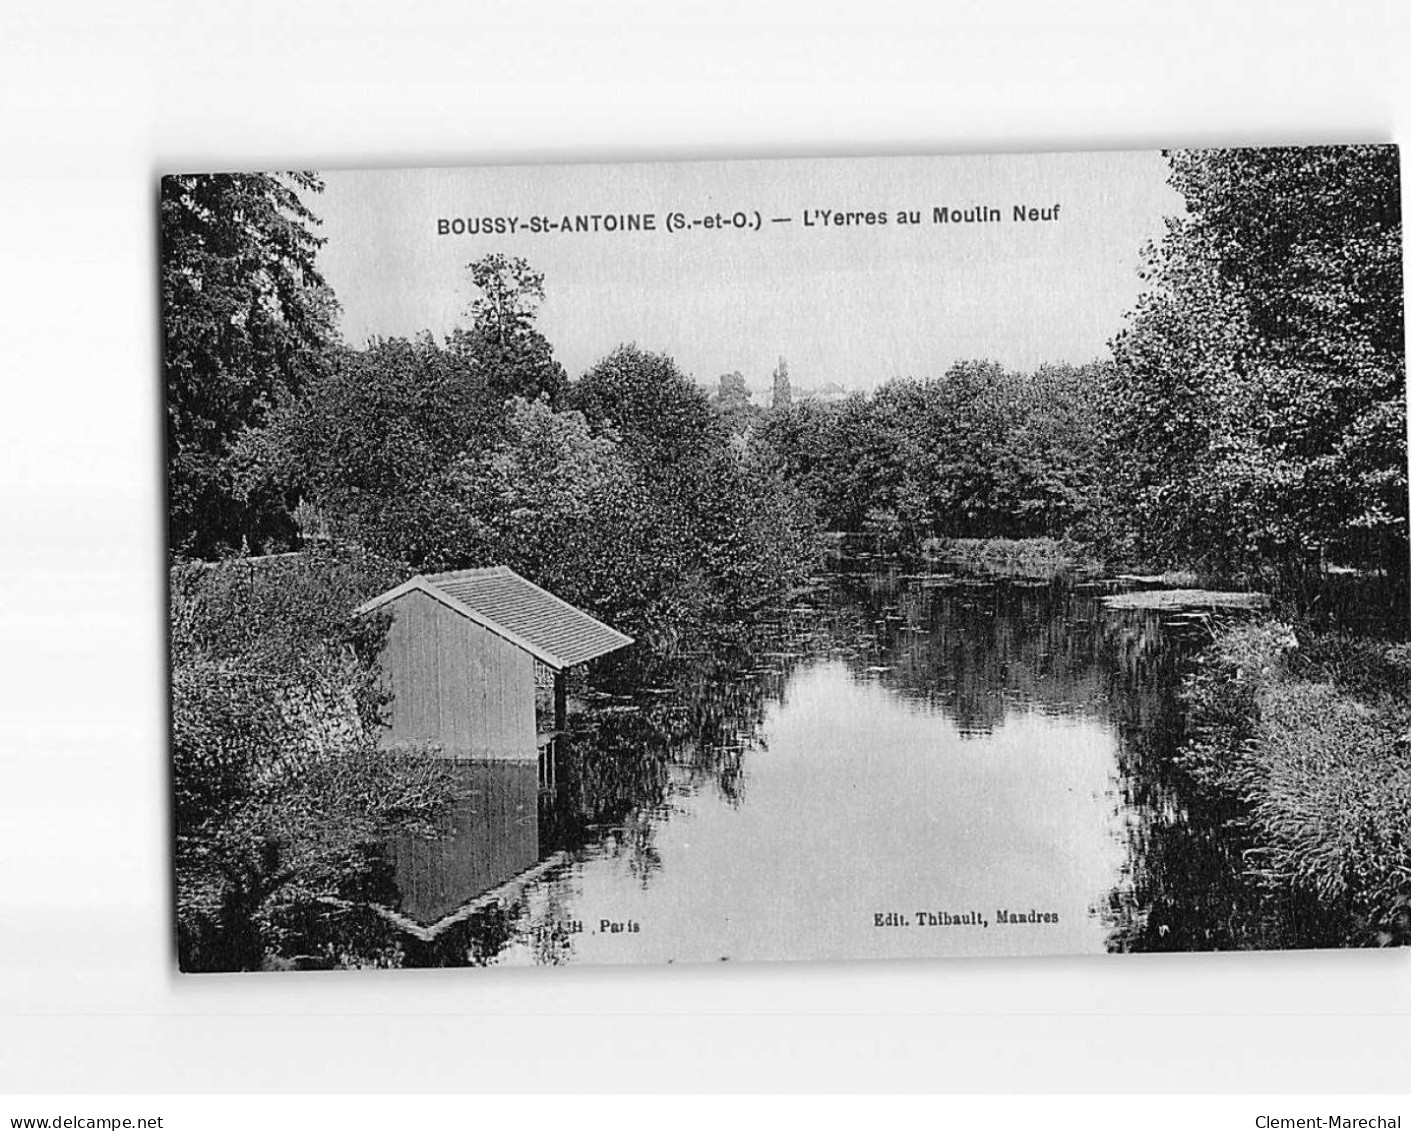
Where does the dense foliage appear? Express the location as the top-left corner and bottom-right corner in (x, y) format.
(1178, 619), (1411, 946)
(1105, 146), (1406, 584)
(171, 548), (457, 971)
(163, 172), (338, 556)
(448, 253), (568, 407)
(240, 281), (821, 647)
(757, 360), (1112, 547)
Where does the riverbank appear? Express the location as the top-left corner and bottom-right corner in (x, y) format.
(1178, 618), (1411, 946)
(171, 548), (459, 971)
(920, 536), (1102, 576)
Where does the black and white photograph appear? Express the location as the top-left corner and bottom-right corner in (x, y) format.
(7, 0), (1411, 1107)
(163, 147), (1409, 974)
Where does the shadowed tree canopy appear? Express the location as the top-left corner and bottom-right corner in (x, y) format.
(755, 360), (1111, 544)
(233, 253), (572, 567)
(162, 172), (338, 557)
(1107, 145), (1406, 580)
(234, 333), (501, 568)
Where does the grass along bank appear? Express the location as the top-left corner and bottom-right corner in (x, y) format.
(1177, 618), (1411, 946)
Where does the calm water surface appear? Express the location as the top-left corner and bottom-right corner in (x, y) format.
(362, 562), (1316, 967)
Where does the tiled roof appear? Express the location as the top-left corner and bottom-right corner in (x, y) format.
(358, 566), (632, 670)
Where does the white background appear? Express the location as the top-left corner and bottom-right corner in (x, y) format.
(1, 0), (1408, 1095)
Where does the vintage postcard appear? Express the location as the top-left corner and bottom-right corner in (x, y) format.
(163, 146), (1409, 972)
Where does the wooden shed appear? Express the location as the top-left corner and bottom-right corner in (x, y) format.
(355, 566), (632, 759)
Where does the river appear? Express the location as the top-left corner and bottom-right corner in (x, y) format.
(341, 559), (1327, 968)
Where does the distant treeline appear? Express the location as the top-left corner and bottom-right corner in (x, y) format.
(752, 359), (1110, 546)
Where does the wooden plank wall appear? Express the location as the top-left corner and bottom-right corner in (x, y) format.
(381, 589), (537, 758)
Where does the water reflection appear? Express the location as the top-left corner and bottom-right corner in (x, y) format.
(387, 760), (543, 928)
(345, 563), (1329, 967)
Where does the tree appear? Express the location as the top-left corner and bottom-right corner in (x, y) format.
(236, 254), (567, 566)
(235, 334), (499, 568)
(449, 396), (625, 590)
(1107, 145), (1406, 583)
(714, 371), (751, 410)
(1009, 362), (1112, 539)
(771, 356), (792, 408)
(448, 253), (567, 407)
(569, 345), (819, 635)
(570, 344), (725, 471)
(757, 361), (1110, 544)
(170, 547), (450, 971)
(162, 172), (338, 557)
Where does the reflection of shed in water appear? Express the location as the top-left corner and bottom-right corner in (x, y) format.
(388, 760), (544, 926)
(356, 566), (632, 758)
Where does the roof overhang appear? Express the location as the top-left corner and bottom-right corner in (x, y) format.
(356, 576), (575, 670)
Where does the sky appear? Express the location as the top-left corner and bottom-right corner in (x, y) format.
(313, 150), (1182, 394)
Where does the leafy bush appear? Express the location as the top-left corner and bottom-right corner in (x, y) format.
(1178, 617), (1411, 945)
(171, 546), (456, 971)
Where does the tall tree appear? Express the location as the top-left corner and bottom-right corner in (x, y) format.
(162, 172), (338, 556)
(571, 345), (818, 629)
(1108, 145), (1406, 581)
(771, 356), (792, 408)
(448, 253), (567, 407)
